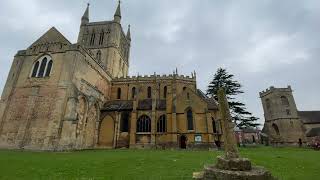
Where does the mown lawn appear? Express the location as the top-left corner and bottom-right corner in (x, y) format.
(0, 146), (319, 180)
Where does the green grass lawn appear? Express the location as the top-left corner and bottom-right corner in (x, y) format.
(0, 146), (319, 180)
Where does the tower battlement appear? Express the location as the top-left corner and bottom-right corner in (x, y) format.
(112, 73), (196, 82)
(259, 85), (292, 97)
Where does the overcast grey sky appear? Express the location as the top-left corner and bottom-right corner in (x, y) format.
(1, 0), (319, 125)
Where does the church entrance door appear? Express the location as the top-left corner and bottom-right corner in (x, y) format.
(180, 135), (187, 149)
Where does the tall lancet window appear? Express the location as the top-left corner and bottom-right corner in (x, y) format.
(90, 32), (95, 46)
(99, 31), (104, 45)
(186, 108), (194, 130)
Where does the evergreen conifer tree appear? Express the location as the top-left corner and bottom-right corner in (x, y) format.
(207, 68), (259, 129)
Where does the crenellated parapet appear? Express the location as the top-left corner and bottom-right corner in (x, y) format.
(112, 73), (196, 83)
(259, 85), (292, 97)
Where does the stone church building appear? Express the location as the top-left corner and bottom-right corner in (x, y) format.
(260, 86), (320, 145)
(0, 3), (222, 151)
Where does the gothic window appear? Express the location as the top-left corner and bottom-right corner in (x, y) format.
(30, 55), (53, 78)
(117, 88), (121, 99)
(272, 123), (280, 135)
(163, 86), (167, 98)
(147, 86), (152, 98)
(183, 87), (187, 91)
(90, 32), (95, 46)
(281, 96), (289, 107)
(120, 112), (129, 132)
(131, 87), (136, 99)
(137, 115), (151, 132)
(99, 31), (104, 45)
(212, 118), (217, 133)
(187, 108), (194, 130)
(31, 61), (39, 77)
(96, 50), (102, 64)
(38, 57), (47, 77)
(157, 115), (166, 133)
(45, 60), (53, 77)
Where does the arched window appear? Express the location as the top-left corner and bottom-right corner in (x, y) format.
(99, 31), (104, 45)
(157, 115), (166, 132)
(30, 55), (53, 78)
(120, 112), (129, 132)
(212, 118), (217, 133)
(137, 115), (151, 132)
(187, 108), (194, 130)
(163, 86), (167, 98)
(31, 61), (39, 77)
(38, 57), (47, 77)
(96, 50), (102, 64)
(90, 32), (95, 46)
(45, 60), (53, 77)
(131, 87), (136, 99)
(272, 123), (280, 135)
(183, 87), (187, 91)
(117, 88), (121, 99)
(281, 96), (289, 107)
(147, 86), (152, 98)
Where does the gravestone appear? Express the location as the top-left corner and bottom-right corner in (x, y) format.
(193, 88), (276, 180)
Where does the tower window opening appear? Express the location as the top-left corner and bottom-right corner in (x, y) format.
(99, 32), (104, 45)
(90, 33), (95, 46)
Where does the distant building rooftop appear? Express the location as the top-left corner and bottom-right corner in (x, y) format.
(298, 111), (320, 124)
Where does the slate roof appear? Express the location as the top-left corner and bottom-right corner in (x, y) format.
(197, 89), (218, 110)
(102, 100), (133, 111)
(306, 127), (320, 137)
(156, 100), (166, 110)
(298, 111), (320, 124)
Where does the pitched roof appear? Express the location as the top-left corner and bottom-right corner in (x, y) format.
(137, 99), (151, 110)
(102, 100), (133, 111)
(196, 89), (218, 110)
(306, 127), (320, 137)
(28, 27), (71, 49)
(298, 111), (320, 124)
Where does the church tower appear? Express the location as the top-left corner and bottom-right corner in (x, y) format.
(77, 2), (131, 78)
(259, 86), (305, 144)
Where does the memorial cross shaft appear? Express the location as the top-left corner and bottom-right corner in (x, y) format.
(218, 87), (239, 159)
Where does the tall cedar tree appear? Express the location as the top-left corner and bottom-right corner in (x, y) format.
(206, 68), (259, 129)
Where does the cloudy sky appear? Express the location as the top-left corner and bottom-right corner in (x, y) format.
(1, 0), (319, 125)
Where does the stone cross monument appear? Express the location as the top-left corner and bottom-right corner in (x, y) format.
(193, 87), (276, 180)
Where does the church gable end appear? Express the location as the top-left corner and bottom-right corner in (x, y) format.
(27, 27), (71, 54)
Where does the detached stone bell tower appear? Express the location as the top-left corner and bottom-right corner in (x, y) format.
(259, 86), (305, 144)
